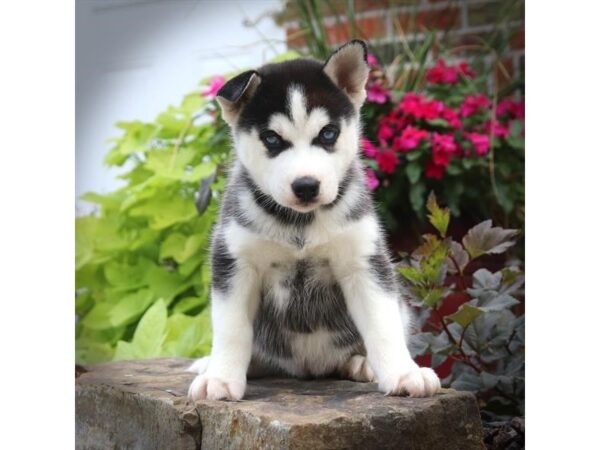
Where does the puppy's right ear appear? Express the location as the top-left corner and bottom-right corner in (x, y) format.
(216, 70), (261, 126)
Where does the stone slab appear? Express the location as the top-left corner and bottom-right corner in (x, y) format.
(76, 358), (483, 450)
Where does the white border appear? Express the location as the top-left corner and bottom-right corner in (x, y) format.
(0, 1), (74, 448)
(527, 1), (600, 448)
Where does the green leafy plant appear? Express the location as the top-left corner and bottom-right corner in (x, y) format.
(75, 82), (231, 364)
(401, 193), (524, 415)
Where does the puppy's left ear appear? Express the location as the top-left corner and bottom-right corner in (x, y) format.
(323, 40), (370, 109)
(216, 70), (261, 126)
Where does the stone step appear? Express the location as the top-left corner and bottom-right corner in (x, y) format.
(76, 358), (484, 450)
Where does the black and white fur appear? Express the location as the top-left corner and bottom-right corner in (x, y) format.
(188, 40), (441, 401)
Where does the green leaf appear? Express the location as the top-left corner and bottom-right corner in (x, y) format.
(398, 266), (423, 284)
(472, 269), (502, 291)
(409, 181), (426, 214)
(145, 265), (193, 305)
(108, 289), (155, 328)
(103, 258), (153, 289)
(445, 163), (462, 176)
(478, 294), (520, 312)
(425, 118), (450, 128)
(172, 296), (208, 314)
(447, 304), (483, 328)
(462, 220), (519, 258)
(113, 299), (167, 360)
(81, 302), (114, 330)
(162, 308), (212, 357)
(422, 287), (446, 307)
(160, 233), (205, 264)
(451, 371), (483, 391)
(447, 241), (469, 274)
(426, 192), (450, 237)
(405, 151), (422, 162)
(405, 161), (421, 184)
(129, 192), (198, 230)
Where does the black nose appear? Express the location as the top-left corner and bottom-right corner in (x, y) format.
(291, 176), (320, 202)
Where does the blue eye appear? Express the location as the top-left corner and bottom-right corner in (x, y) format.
(260, 130), (289, 157)
(260, 131), (283, 148)
(265, 135), (280, 145)
(319, 126), (339, 145)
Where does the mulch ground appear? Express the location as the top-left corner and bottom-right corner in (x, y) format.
(481, 412), (525, 450)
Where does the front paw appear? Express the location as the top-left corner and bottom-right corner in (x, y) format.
(187, 374), (246, 401)
(381, 367), (441, 397)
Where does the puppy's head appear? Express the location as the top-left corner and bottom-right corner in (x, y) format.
(216, 40), (369, 213)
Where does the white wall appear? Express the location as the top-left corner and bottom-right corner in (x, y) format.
(76, 0), (286, 213)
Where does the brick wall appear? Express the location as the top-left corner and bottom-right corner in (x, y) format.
(276, 0), (524, 86)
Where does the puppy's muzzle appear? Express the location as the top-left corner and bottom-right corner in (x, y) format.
(291, 176), (320, 203)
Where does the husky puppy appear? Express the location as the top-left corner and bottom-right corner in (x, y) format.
(188, 40), (441, 401)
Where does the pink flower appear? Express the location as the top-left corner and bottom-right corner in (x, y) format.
(464, 132), (490, 155)
(482, 119), (509, 138)
(378, 123), (395, 141)
(392, 126), (429, 152)
(458, 62), (476, 78)
(460, 94), (491, 117)
(431, 132), (457, 167)
(421, 100), (445, 120)
(426, 59), (476, 85)
(361, 138), (379, 158)
(398, 93), (426, 116)
(398, 93), (443, 120)
(425, 160), (446, 179)
(367, 53), (378, 67)
(367, 82), (390, 104)
(375, 150), (399, 174)
(497, 99), (525, 119)
(202, 75), (226, 98)
(426, 59), (459, 85)
(365, 168), (380, 190)
(432, 132), (457, 155)
(441, 107), (462, 128)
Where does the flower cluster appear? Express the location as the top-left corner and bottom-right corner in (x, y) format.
(425, 58), (475, 85)
(362, 60), (524, 186)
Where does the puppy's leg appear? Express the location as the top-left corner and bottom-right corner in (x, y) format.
(339, 354), (375, 382)
(188, 264), (260, 401)
(187, 357), (210, 375)
(339, 268), (441, 397)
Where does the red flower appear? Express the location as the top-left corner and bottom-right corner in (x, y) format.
(460, 94), (491, 117)
(464, 132), (490, 155)
(431, 132), (457, 167)
(361, 138), (379, 158)
(426, 59), (459, 85)
(367, 82), (390, 104)
(377, 117), (397, 141)
(398, 93), (443, 120)
(482, 119), (509, 138)
(365, 168), (380, 190)
(426, 59), (476, 85)
(398, 93), (426, 116)
(421, 100), (445, 120)
(441, 107), (462, 128)
(367, 53), (378, 67)
(432, 132), (457, 154)
(392, 126), (429, 152)
(425, 160), (446, 179)
(458, 62), (476, 78)
(202, 75), (226, 98)
(497, 99), (525, 119)
(375, 150), (399, 174)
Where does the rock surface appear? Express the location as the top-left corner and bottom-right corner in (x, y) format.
(76, 358), (484, 450)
